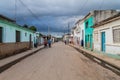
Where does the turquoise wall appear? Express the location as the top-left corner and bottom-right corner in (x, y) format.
(84, 16), (94, 49)
(0, 20), (35, 44)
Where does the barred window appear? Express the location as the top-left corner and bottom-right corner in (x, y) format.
(113, 28), (120, 43)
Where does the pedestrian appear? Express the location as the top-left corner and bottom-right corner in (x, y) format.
(81, 39), (84, 47)
(44, 38), (47, 48)
(48, 39), (51, 48)
(64, 40), (66, 45)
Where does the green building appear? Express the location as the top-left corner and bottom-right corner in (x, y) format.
(83, 10), (119, 50)
(84, 16), (94, 49)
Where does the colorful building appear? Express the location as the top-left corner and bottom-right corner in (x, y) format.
(72, 19), (85, 46)
(84, 10), (118, 50)
(84, 16), (94, 49)
(93, 13), (120, 55)
(0, 15), (39, 58)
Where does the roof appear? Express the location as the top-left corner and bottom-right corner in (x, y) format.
(93, 13), (120, 28)
(77, 10), (118, 23)
(0, 14), (35, 33)
(0, 15), (15, 22)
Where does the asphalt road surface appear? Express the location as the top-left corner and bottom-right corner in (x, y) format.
(0, 42), (120, 80)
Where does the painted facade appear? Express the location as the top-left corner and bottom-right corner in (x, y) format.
(93, 14), (120, 55)
(63, 34), (71, 44)
(73, 25), (81, 45)
(84, 16), (94, 49)
(84, 10), (119, 50)
(0, 15), (39, 58)
(72, 19), (85, 47)
(0, 15), (35, 43)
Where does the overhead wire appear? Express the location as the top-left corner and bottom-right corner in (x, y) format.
(18, 0), (40, 21)
(15, 0), (17, 21)
(78, 0), (89, 15)
(99, 0), (104, 10)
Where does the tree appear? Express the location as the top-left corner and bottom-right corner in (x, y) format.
(23, 24), (28, 28)
(29, 26), (37, 31)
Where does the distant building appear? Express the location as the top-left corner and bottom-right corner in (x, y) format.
(93, 13), (120, 55)
(34, 32), (44, 46)
(63, 34), (71, 44)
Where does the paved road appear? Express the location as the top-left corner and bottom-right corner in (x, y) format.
(0, 42), (120, 80)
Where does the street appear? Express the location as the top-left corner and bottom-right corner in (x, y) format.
(0, 42), (120, 80)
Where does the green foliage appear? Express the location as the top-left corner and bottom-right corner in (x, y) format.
(29, 26), (37, 31)
(23, 24), (28, 28)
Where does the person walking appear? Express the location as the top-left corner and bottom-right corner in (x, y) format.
(48, 39), (51, 48)
(44, 38), (47, 48)
(81, 39), (84, 47)
(64, 40), (66, 45)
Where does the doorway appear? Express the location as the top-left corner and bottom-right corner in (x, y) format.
(101, 32), (106, 52)
(29, 34), (32, 48)
(0, 27), (3, 43)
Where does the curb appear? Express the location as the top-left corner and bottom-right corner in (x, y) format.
(69, 44), (120, 76)
(0, 46), (44, 73)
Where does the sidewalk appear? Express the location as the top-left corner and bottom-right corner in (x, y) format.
(0, 45), (44, 73)
(70, 44), (120, 73)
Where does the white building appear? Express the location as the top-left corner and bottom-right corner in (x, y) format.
(93, 13), (120, 55)
(63, 34), (71, 44)
(72, 23), (81, 45)
(72, 19), (85, 46)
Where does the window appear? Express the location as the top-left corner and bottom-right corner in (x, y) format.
(94, 32), (98, 42)
(0, 27), (3, 43)
(25, 32), (27, 37)
(86, 21), (89, 28)
(113, 28), (120, 43)
(88, 35), (89, 41)
(16, 30), (21, 42)
(90, 26), (93, 28)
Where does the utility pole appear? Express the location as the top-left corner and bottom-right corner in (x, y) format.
(68, 22), (70, 34)
(15, 0), (17, 21)
(48, 26), (49, 35)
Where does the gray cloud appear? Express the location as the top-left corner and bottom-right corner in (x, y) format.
(0, 0), (120, 37)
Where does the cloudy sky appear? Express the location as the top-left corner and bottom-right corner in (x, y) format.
(0, 0), (120, 37)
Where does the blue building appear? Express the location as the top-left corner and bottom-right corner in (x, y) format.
(0, 15), (38, 58)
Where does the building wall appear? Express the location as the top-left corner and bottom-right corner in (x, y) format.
(0, 42), (31, 59)
(0, 19), (35, 58)
(93, 10), (119, 24)
(73, 26), (81, 45)
(84, 16), (94, 49)
(94, 18), (120, 55)
(0, 20), (34, 43)
(79, 20), (85, 47)
(74, 20), (85, 47)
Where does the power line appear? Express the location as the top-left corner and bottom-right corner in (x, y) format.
(79, 0), (89, 15)
(79, 0), (89, 12)
(15, 0), (17, 21)
(99, 0), (104, 10)
(18, 0), (40, 21)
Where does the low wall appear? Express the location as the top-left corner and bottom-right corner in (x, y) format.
(0, 42), (33, 59)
